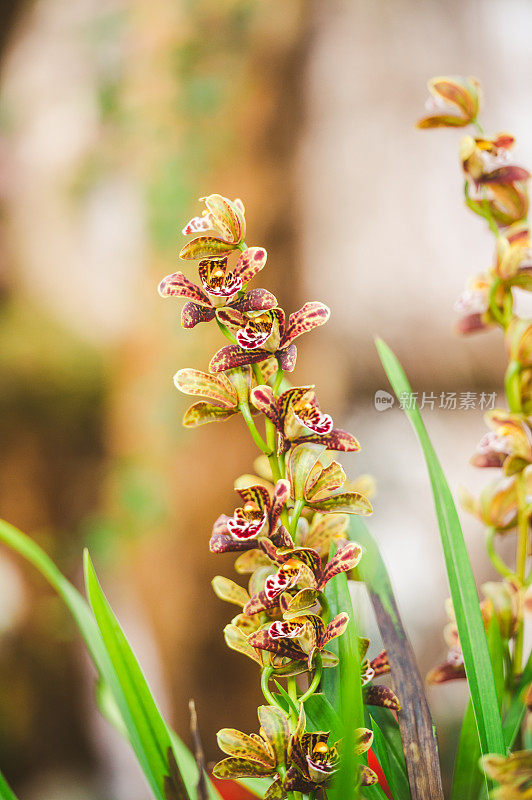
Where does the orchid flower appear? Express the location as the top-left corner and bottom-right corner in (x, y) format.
(284, 707), (377, 794)
(159, 249), (276, 328)
(250, 384), (360, 453)
(471, 409), (532, 475)
(180, 193), (246, 251)
(209, 479), (292, 554)
(209, 302), (330, 373)
(416, 76), (481, 129)
(242, 539), (362, 615)
(212, 705), (289, 789)
(287, 442), (373, 514)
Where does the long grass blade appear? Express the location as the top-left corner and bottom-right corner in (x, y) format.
(376, 338), (505, 760)
(0, 519), (221, 800)
(0, 770), (19, 800)
(324, 543), (364, 800)
(84, 551), (185, 799)
(451, 618), (504, 800)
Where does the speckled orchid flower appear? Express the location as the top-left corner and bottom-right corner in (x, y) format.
(461, 135), (530, 228)
(471, 409), (532, 475)
(209, 302), (330, 374)
(247, 611), (349, 669)
(284, 707), (377, 794)
(287, 443), (373, 515)
(454, 274), (493, 335)
(209, 479), (292, 554)
(417, 76), (481, 129)
(159, 249), (276, 329)
(212, 704), (289, 790)
(243, 539), (362, 615)
(180, 194), (246, 253)
(250, 384), (360, 454)
(428, 581), (523, 685)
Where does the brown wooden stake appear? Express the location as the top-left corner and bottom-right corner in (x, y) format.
(351, 519), (444, 800)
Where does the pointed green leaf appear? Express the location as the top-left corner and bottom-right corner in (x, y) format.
(0, 770), (19, 800)
(376, 338), (505, 760)
(0, 520), (222, 800)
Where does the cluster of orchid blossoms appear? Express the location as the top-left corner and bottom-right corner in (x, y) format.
(418, 76), (532, 791)
(159, 195), (399, 799)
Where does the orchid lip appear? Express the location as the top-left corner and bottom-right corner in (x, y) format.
(202, 275), (243, 297)
(227, 511), (267, 540)
(294, 409), (334, 435)
(268, 621), (304, 639)
(236, 328), (271, 350)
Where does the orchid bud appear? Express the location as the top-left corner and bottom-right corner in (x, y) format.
(417, 76), (481, 129)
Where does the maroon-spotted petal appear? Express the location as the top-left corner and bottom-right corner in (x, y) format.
(158, 271), (210, 305)
(237, 326), (272, 350)
(278, 344), (297, 372)
(216, 307), (248, 328)
(199, 269), (242, 299)
(244, 590), (278, 615)
(320, 613), (349, 647)
(210, 532), (257, 554)
(318, 542), (362, 589)
(236, 484), (271, 509)
(251, 386), (281, 426)
(283, 302), (330, 346)
(270, 479), (290, 527)
(247, 629), (304, 661)
(209, 345), (269, 373)
(227, 509), (268, 540)
(294, 406), (333, 435)
(233, 247), (268, 283)
(269, 620), (305, 640)
(182, 214), (213, 235)
(370, 650), (390, 676)
(233, 288), (278, 313)
(298, 428), (360, 452)
(181, 302), (215, 328)
(270, 525), (293, 548)
(364, 685), (401, 711)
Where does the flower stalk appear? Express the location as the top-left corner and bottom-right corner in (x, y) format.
(159, 193), (385, 798)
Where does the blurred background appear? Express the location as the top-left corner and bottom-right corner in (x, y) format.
(1, 0), (532, 797)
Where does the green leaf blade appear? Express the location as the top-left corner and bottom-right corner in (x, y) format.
(376, 338), (505, 759)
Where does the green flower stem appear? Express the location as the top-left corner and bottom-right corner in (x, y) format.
(485, 527), (514, 579)
(488, 278), (507, 328)
(287, 675), (299, 729)
(482, 197), (501, 238)
(505, 360), (522, 413)
(273, 363), (284, 397)
(289, 499), (305, 540)
(252, 362), (264, 385)
(300, 653), (323, 704)
(237, 240), (248, 253)
(268, 453), (282, 482)
(261, 666), (281, 709)
(514, 471), (530, 675)
(239, 402), (270, 454)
